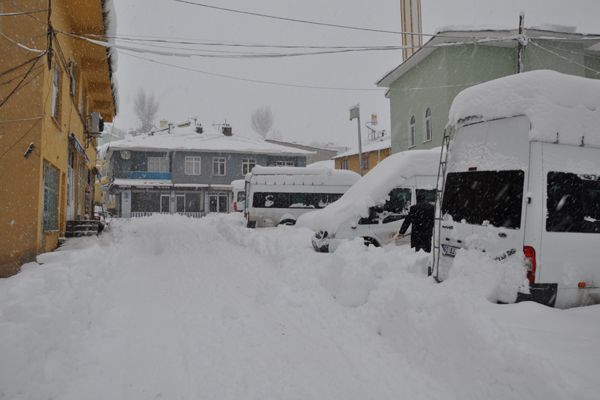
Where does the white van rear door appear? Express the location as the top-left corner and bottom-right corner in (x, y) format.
(540, 142), (600, 304)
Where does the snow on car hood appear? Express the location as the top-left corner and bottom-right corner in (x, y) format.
(297, 148), (440, 233)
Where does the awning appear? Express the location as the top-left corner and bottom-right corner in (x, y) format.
(69, 133), (90, 164)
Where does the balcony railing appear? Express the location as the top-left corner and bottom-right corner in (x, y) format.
(126, 171), (172, 180)
(130, 211), (204, 218)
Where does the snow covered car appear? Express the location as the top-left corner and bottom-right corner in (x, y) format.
(244, 166), (360, 228)
(432, 70), (600, 308)
(231, 179), (246, 213)
(298, 148), (440, 252)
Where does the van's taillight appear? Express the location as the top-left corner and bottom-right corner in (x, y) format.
(523, 246), (536, 285)
(233, 202), (238, 212)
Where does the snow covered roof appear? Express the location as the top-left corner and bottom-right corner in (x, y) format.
(105, 125), (313, 156)
(333, 137), (391, 159)
(307, 160), (336, 169)
(377, 27), (600, 88)
(297, 148), (440, 233)
(448, 70), (600, 147)
(249, 166), (361, 187)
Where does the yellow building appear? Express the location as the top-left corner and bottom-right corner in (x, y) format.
(0, 1), (117, 277)
(333, 139), (391, 176)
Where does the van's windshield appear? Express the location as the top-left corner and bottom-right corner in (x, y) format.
(442, 170), (525, 229)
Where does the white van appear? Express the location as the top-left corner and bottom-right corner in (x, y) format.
(299, 148), (440, 252)
(231, 179), (246, 213)
(245, 166), (360, 228)
(433, 70), (600, 308)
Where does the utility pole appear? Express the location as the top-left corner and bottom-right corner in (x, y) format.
(517, 12), (527, 73)
(349, 104), (363, 176)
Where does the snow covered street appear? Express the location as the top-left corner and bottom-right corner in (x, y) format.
(1, 215), (599, 399)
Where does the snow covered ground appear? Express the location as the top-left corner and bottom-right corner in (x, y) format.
(1, 215), (599, 399)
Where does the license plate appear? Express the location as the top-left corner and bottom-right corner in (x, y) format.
(442, 244), (458, 257)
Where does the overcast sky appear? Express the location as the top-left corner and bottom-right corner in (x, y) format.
(112, 0), (599, 146)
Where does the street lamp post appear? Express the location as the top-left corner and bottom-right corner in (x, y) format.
(349, 104), (363, 176)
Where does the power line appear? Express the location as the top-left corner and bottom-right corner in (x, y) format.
(119, 50), (385, 91)
(0, 54), (43, 78)
(0, 9), (48, 17)
(170, 0), (474, 38)
(0, 30), (45, 53)
(530, 40), (600, 75)
(0, 53), (44, 110)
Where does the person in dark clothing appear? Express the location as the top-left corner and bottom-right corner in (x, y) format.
(394, 193), (435, 253)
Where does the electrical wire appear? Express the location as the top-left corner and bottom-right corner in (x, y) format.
(119, 50), (385, 91)
(0, 52), (45, 110)
(171, 0), (472, 39)
(0, 9), (48, 17)
(0, 30), (45, 53)
(530, 40), (600, 75)
(0, 54), (43, 78)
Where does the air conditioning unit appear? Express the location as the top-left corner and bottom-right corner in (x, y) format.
(87, 112), (104, 136)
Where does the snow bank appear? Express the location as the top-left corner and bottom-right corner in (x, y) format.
(2, 215), (600, 399)
(448, 70), (600, 147)
(297, 148), (440, 233)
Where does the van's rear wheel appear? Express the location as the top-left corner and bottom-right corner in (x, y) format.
(363, 237), (380, 247)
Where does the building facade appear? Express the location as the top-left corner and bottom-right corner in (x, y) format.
(105, 126), (310, 217)
(334, 136), (391, 176)
(377, 28), (600, 154)
(0, 1), (117, 277)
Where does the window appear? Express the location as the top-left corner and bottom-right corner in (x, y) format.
(340, 159), (349, 170)
(359, 188), (411, 225)
(184, 156), (202, 175)
(79, 85), (87, 117)
(361, 155), (369, 170)
(185, 193), (203, 212)
(242, 159), (256, 175)
(51, 63), (62, 123)
(424, 108), (432, 142)
(147, 157), (169, 173)
(131, 192), (160, 212)
(409, 115), (416, 147)
(237, 191), (246, 203)
(160, 194), (170, 213)
(416, 189), (437, 204)
(213, 157), (226, 176)
(546, 172), (600, 233)
(252, 192), (342, 209)
(209, 193), (229, 213)
(275, 160), (295, 167)
(68, 61), (78, 98)
(442, 170), (525, 229)
(43, 162), (60, 231)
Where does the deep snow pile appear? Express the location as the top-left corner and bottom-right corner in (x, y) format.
(1, 215), (599, 399)
(297, 148), (439, 233)
(448, 70), (600, 147)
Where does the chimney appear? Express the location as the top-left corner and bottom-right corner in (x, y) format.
(400, 0), (423, 61)
(159, 118), (168, 129)
(195, 122), (204, 134)
(221, 123), (232, 136)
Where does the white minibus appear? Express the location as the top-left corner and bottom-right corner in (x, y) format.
(245, 166), (360, 228)
(433, 70), (600, 308)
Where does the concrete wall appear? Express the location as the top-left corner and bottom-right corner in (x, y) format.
(389, 45), (515, 153)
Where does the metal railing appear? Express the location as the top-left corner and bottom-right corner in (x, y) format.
(130, 211), (204, 218)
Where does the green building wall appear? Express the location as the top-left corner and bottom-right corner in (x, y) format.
(388, 40), (599, 153)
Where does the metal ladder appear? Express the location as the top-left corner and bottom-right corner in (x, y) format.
(430, 128), (452, 280)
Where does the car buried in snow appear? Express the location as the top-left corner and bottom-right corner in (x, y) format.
(297, 148), (440, 252)
(431, 70), (600, 309)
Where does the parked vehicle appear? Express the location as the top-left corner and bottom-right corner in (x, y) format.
(432, 70), (600, 308)
(244, 166), (360, 228)
(299, 148), (440, 252)
(231, 179), (246, 213)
